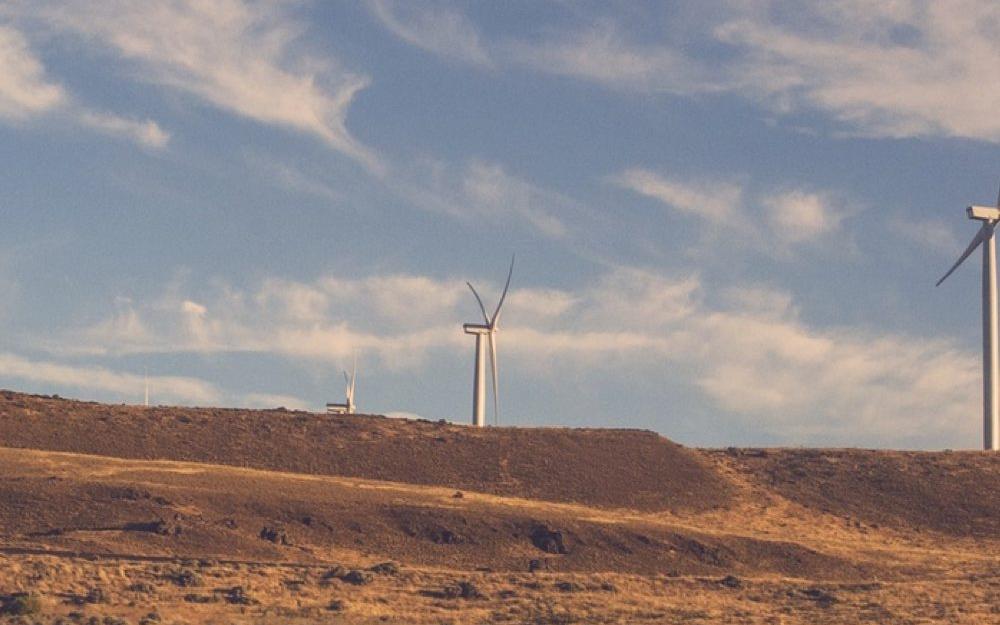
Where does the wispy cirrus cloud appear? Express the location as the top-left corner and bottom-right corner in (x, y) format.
(370, 0), (1000, 143)
(368, 0), (491, 67)
(0, 24), (65, 119)
(612, 168), (853, 254)
(394, 158), (571, 238)
(16, 0), (377, 167)
(0, 23), (168, 149)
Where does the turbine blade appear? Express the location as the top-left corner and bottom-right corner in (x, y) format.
(488, 331), (499, 426)
(467, 282), (490, 324)
(491, 254), (515, 325)
(937, 224), (989, 286)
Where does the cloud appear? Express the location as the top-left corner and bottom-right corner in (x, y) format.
(243, 392), (312, 411)
(0, 351), (221, 405)
(25, 0), (378, 168)
(716, 1), (1000, 141)
(0, 22), (168, 149)
(612, 168), (851, 253)
(611, 168), (741, 223)
(78, 110), (170, 149)
(371, 1), (1000, 143)
(395, 158), (571, 238)
(505, 22), (716, 94)
(368, 0), (491, 66)
(0, 24), (65, 119)
(762, 190), (844, 244)
(53, 265), (978, 445)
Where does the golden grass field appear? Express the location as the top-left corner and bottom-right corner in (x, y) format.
(0, 392), (998, 624)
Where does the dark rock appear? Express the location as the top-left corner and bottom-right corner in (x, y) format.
(531, 525), (568, 554)
(719, 575), (742, 589)
(528, 558), (548, 572)
(369, 561), (400, 575)
(341, 570), (374, 585)
(259, 525), (291, 545)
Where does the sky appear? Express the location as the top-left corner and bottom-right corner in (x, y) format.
(0, 0), (998, 449)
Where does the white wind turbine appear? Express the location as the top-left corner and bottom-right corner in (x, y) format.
(936, 184), (1000, 451)
(326, 356), (358, 415)
(344, 355), (358, 414)
(464, 255), (514, 427)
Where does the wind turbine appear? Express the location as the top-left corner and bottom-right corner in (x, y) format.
(144, 367), (149, 408)
(936, 184), (1000, 451)
(344, 355), (357, 414)
(326, 356), (358, 414)
(464, 255), (514, 427)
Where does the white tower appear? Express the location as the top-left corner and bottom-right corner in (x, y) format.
(464, 255), (514, 427)
(937, 185), (1000, 450)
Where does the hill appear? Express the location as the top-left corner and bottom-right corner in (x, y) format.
(0, 390), (998, 624)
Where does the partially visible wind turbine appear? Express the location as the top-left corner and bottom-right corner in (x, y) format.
(344, 355), (358, 415)
(464, 255), (514, 427)
(936, 184), (1000, 451)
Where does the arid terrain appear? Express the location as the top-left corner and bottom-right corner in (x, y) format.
(0, 391), (998, 624)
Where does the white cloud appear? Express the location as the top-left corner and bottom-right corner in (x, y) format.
(78, 110), (169, 149)
(0, 24), (65, 119)
(612, 168), (741, 223)
(505, 22), (715, 93)
(395, 158), (570, 238)
(243, 392), (312, 411)
(0, 351), (221, 404)
(368, 0), (491, 67)
(372, 1), (1000, 143)
(27, 0), (378, 168)
(0, 22), (168, 149)
(47, 265), (979, 445)
(717, 1), (1000, 141)
(612, 169), (851, 253)
(762, 190), (844, 244)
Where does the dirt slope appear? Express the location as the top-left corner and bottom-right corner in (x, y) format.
(716, 447), (1000, 537)
(0, 391), (730, 513)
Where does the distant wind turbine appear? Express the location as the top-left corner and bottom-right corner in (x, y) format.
(144, 367), (149, 408)
(463, 255), (514, 427)
(936, 184), (1000, 450)
(326, 356), (358, 415)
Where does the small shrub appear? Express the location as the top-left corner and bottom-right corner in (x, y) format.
(1, 593), (42, 616)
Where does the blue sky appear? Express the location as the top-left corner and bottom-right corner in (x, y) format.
(1, 1), (998, 448)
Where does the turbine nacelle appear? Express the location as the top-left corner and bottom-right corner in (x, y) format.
(968, 205), (1000, 222)
(463, 323), (492, 335)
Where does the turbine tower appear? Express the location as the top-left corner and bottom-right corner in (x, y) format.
(936, 184), (1000, 451)
(464, 255), (514, 427)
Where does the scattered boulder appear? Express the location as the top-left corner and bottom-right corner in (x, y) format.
(259, 525), (291, 545)
(531, 525), (568, 554)
(555, 580), (583, 593)
(340, 570), (374, 586)
(169, 569), (202, 587)
(443, 581), (485, 600)
(719, 575), (742, 589)
(528, 558), (548, 573)
(369, 561), (400, 576)
(1, 593), (42, 616)
(223, 586), (256, 605)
